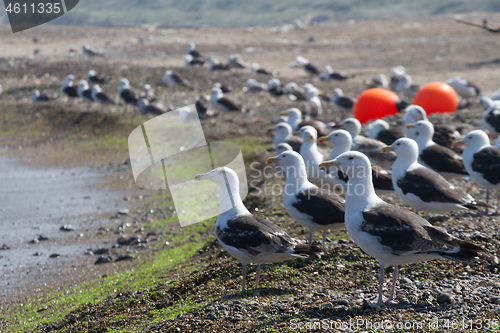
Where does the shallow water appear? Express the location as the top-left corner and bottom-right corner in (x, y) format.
(0, 157), (131, 298)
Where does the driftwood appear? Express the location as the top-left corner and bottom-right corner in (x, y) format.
(456, 19), (500, 33)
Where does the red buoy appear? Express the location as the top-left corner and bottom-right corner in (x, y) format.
(353, 88), (400, 124)
(412, 82), (458, 115)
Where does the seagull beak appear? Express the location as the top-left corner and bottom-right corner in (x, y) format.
(319, 160), (341, 169)
(279, 111), (286, 116)
(309, 135), (314, 140)
(318, 136), (327, 143)
(268, 128), (275, 133)
(266, 156), (279, 164)
(451, 140), (464, 148)
(293, 131), (299, 136)
(381, 146), (394, 153)
(205, 90), (211, 95)
(194, 174), (204, 181)
(405, 124), (415, 129)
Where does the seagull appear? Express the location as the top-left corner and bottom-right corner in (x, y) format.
(244, 79), (266, 93)
(162, 70), (192, 89)
(495, 137), (500, 149)
(297, 126), (346, 192)
(208, 58), (230, 71)
(319, 129), (394, 194)
(210, 87), (243, 113)
(331, 88), (356, 117)
(251, 63), (272, 75)
(270, 122), (302, 152)
(185, 54), (205, 67)
(137, 98), (165, 116)
(87, 69), (108, 84)
(213, 82), (232, 94)
(141, 83), (156, 102)
(367, 119), (404, 145)
(77, 80), (93, 109)
(406, 120), (468, 179)
(403, 105), (461, 148)
(390, 65), (407, 90)
(446, 76), (481, 106)
(60, 74), (79, 103)
(194, 95), (215, 119)
(395, 75), (419, 101)
(31, 89), (53, 102)
(228, 54), (248, 69)
(482, 105), (500, 135)
(301, 83), (322, 117)
(118, 78), (139, 111)
(266, 79), (284, 96)
(479, 96), (500, 111)
(281, 108), (302, 131)
(364, 74), (388, 89)
(292, 56), (320, 76)
(319, 66), (352, 81)
(195, 167), (322, 292)
(319, 151), (491, 307)
(82, 45), (104, 57)
(383, 138), (490, 214)
(91, 84), (116, 105)
(333, 118), (396, 168)
(453, 130), (500, 213)
(267, 151), (345, 250)
(187, 42), (203, 59)
(283, 82), (306, 101)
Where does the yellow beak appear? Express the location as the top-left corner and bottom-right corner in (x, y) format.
(293, 131), (299, 136)
(451, 140), (463, 149)
(405, 124), (415, 129)
(318, 136), (327, 143)
(381, 146), (394, 153)
(279, 111), (287, 116)
(319, 160), (340, 169)
(266, 156), (279, 164)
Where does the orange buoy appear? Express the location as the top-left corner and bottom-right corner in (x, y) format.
(412, 82), (458, 115)
(353, 88), (400, 124)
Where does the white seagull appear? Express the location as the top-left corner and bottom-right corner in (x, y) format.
(195, 167), (322, 291)
(320, 152), (490, 306)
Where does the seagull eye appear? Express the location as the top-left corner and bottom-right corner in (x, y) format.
(334, 134), (338, 136)
(282, 154), (285, 157)
(348, 157), (353, 160)
(396, 143), (400, 146)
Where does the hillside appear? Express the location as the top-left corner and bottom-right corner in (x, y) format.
(2, 0), (500, 28)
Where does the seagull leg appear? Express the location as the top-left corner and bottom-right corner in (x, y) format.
(371, 264), (386, 307)
(255, 264), (261, 289)
(387, 266), (399, 302)
(241, 262), (247, 292)
(322, 230), (327, 252)
(308, 230), (313, 244)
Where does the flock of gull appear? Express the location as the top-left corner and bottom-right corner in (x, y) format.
(22, 42), (500, 307)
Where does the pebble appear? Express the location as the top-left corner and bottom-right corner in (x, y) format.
(118, 209), (129, 215)
(49, 253), (60, 258)
(400, 277), (413, 284)
(33, 252), (42, 256)
(60, 225), (74, 232)
(0, 244), (9, 250)
(490, 296), (500, 304)
(207, 313), (216, 320)
(331, 299), (349, 306)
(437, 292), (452, 304)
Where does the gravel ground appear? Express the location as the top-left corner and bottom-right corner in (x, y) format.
(1, 13), (500, 332)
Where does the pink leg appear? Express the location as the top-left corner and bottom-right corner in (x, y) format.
(387, 266), (399, 302)
(255, 264), (261, 289)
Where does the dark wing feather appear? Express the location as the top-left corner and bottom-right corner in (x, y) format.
(64, 86), (79, 98)
(335, 97), (355, 109)
(291, 189), (345, 226)
(361, 203), (487, 261)
(371, 163), (393, 191)
(485, 110), (500, 133)
(97, 92), (116, 104)
(120, 89), (139, 105)
(397, 168), (471, 204)
(420, 145), (467, 175)
(82, 90), (93, 101)
(471, 147), (500, 185)
(304, 63), (320, 75)
(216, 215), (294, 255)
(433, 124), (460, 148)
(376, 128), (404, 145)
(218, 97), (241, 111)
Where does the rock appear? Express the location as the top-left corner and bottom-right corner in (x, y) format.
(437, 292), (452, 304)
(94, 256), (112, 265)
(347, 307), (358, 315)
(283, 296), (294, 302)
(331, 299), (349, 306)
(0, 244), (9, 250)
(491, 296), (500, 304)
(60, 225), (74, 232)
(361, 301), (372, 310)
(400, 277), (413, 284)
(258, 314), (268, 320)
(33, 252), (42, 256)
(323, 302), (333, 308)
(49, 253), (60, 258)
(37, 235), (49, 241)
(207, 313), (216, 320)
